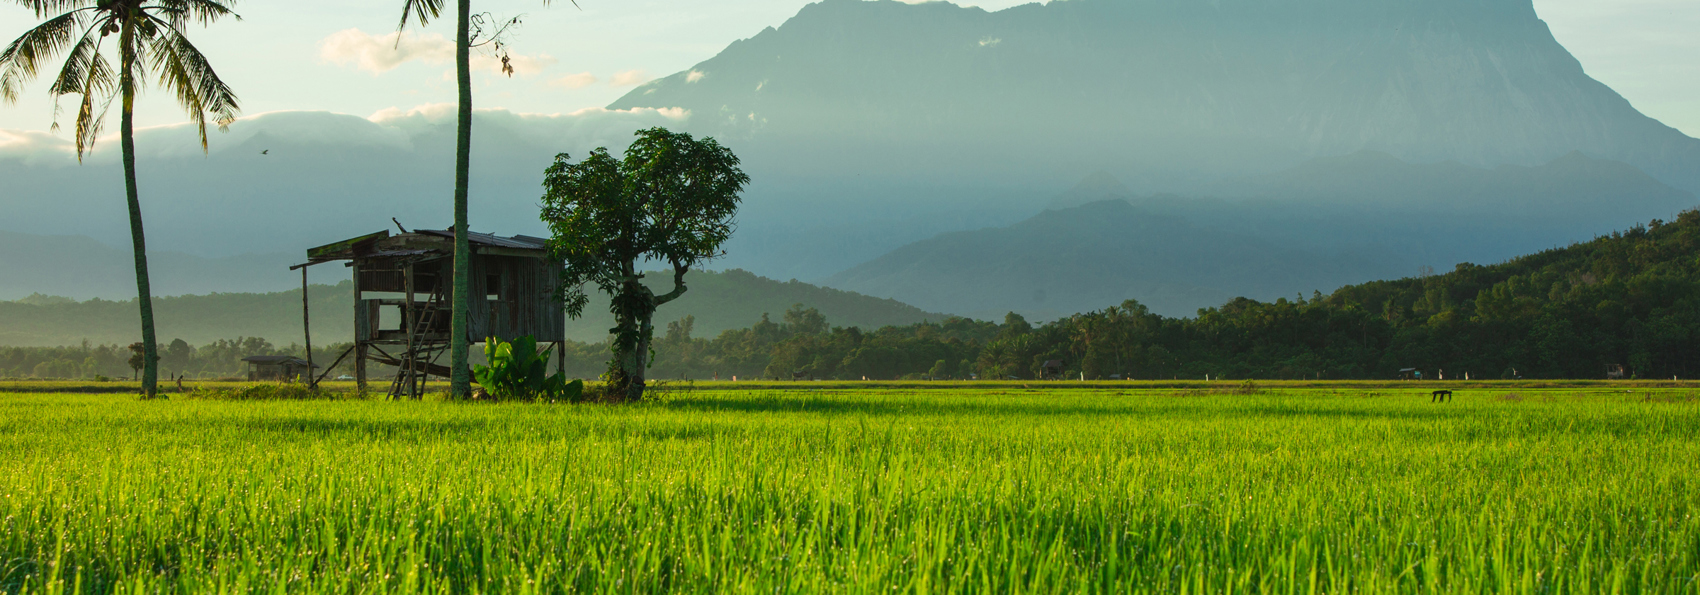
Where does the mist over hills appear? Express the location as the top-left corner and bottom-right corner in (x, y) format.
(828, 152), (1696, 319)
(827, 199), (1390, 320)
(0, 269), (945, 348)
(0, 230), (303, 301)
(0, 107), (682, 265)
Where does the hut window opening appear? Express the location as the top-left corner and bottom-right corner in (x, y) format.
(487, 274), (502, 300)
(379, 304), (403, 330)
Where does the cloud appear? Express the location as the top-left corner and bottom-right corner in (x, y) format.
(1, 104), (693, 167)
(367, 104), (690, 148)
(979, 36), (1002, 47)
(0, 129), (74, 164)
(319, 28), (557, 77)
(686, 70), (706, 83)
(319, 28), (452, 74)
(610, 69), (652, 87)
(550, 72), (599, 89)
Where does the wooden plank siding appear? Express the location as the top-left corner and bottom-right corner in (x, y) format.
(468, 254), (565, 343)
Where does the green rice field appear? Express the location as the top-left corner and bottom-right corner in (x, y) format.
(1, 384), (1696, 593)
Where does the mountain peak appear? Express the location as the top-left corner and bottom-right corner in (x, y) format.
(1048, 171), (1132, 210)
(612, 0), (1700, 195)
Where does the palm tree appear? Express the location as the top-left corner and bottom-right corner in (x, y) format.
(396, 0), (563, 399)
(1, 0), (240, 399)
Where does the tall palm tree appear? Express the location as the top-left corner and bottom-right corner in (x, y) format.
(1, 0), (240, 399)
(396, 0), (473, 399)
(397, 0), (561, 399)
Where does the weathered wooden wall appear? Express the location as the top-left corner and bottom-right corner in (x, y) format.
(469, 255), (565, 343)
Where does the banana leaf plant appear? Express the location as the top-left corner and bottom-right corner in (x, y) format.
(472, 336), (583, 401)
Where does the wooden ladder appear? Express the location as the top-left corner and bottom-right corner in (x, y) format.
(389, 291), (446, 399)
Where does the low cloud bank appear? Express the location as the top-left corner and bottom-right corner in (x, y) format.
(0, 105), (691, 165)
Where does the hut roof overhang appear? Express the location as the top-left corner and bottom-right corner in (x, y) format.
(299, 230), (551, 268)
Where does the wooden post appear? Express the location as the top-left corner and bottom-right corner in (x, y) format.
(353, 263), (367, 392)
(355, 344), (368, 392)
(557, 341), (566, 376)
(404, 263), (416, 399)
(302, 266), (316, 390)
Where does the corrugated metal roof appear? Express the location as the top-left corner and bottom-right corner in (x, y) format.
(415, 229), (548, 250)
(305, 229), (548, 265)
(363, 249), (436, 259)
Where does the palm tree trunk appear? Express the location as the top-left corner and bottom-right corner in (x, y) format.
(120, 47), (158, 400)
(448, 0), (474, 399)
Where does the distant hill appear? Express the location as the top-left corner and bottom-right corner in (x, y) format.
(0, 229), (309, 300)
(827, 152), (1696, 319)
(826, 200), (1392, 320)
(0, 269), (945, 347)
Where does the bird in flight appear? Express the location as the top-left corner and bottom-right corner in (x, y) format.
(261, 149), (269, 155)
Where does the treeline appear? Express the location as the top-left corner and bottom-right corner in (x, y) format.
(0, 338), (365, 380)
(11, 211), (1698, 382)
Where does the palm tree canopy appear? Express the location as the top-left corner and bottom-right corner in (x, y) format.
(0, 0), (241, 159)
(395, 0), (443, 31)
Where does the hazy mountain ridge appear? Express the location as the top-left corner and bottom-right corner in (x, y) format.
(826, 199), (1395, 319)
(828, 151), (1697, 318)
(0, 229), (304, 301)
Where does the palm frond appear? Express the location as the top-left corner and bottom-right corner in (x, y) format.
(396, 0), (444, 32)
(46, 23), (101, 96)
(151, 0), (239, 28)
(13, 0), (98, 18)
(71, 43), (114, 159)
(146, 18), (239, 151)
(0, 9), (89, 103)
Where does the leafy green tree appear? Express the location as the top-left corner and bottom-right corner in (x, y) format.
(541, 127), (750, 401)
(2, 0), (241, 398)
(162, 338), (192, 375)
(126, 342), (145, 380)
(782, 304), (828, 336)
(927, 359), (949, 380)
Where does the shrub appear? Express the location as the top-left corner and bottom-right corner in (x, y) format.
(473, 336), (584, 402)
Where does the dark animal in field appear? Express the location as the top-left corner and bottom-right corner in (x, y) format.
(1431, 389), (1453, 403)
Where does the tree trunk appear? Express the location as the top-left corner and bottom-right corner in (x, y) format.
(120, 27), (158, 400)
(448, 0), (474, 399)
(605, 268), (688, 402)
(607, 279), (651, 402)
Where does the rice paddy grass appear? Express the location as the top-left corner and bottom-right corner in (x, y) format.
(1, 385), (1696, 593)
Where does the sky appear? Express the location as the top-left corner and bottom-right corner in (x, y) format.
(0, 0), (1698, 139)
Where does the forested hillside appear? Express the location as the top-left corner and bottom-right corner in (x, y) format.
(626, 210), (1700, 381)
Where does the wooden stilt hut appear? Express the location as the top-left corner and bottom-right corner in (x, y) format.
(292, 228), (565, 399)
